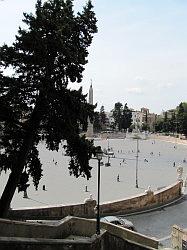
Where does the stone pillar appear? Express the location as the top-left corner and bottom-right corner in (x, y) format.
(84, 194), (96, 218)
(172, 225), (183, 250)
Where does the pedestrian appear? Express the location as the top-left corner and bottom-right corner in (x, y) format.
(173, 162), (176, 167)
(117, 174), (120, 182)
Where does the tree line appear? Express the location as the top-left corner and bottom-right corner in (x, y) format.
(155, 102), (187, 137)
(94, 101), (187, 137)
(93, 102), (132, 132)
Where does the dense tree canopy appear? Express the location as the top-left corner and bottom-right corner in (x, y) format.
(93, 111), (101, 132)
(121, 103), (132, 131)
(0, 0), (97, 217)
(154, 102), (187, 136)
(93, 105), (107, 132)
(112, 102), (123, 130)
(177, 102), (187, 136)
(112, 102), (132, 131)
(99, 105), (107, 130)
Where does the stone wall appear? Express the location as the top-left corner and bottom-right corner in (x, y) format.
(0, 216), (158, 250)
(9, 181), (182, 220)
(0, 239), (102, 250)
(0, 216), (104, 250)
(171, 224), (187, 250)
(100, 181), (182, 216)
(9, 199), (96, 220)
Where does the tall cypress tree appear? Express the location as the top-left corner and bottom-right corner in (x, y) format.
(93, 111), (101, 132)
(0, 0), (97, 217)
(99, 105), (107, 130)
(121, 103), (132, 131)
(112, 102), (123, 131)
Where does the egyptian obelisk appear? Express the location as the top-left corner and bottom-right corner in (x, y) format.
(86, 82), (94, 138)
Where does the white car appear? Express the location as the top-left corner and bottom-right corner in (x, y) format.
(100, 216), (136, 231)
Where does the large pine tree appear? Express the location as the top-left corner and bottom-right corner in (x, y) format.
(0, 0), (97, 217)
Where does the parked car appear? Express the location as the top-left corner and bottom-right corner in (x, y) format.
(100, 216), (136, 231)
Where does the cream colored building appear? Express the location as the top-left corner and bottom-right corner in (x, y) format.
(132, 108), (157, 131)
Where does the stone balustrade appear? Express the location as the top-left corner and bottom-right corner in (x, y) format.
(8, 181), (182, 220)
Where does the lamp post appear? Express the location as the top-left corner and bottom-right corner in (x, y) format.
(135, 138), (139, 188)
(96, 146), (103, 235)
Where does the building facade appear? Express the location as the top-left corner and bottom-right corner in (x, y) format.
(131, 108), (157, 131)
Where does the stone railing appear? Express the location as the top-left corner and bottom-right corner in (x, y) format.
(100, 181), (182, 216)
(9, 199), (97, 220)
(9, 181), (182, 220)
(0, 216), (158, 250)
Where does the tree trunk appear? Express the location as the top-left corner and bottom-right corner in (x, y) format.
(0, 96), (43, 218)
(0, 170), (25, 217)
(0, 130), (36, 217)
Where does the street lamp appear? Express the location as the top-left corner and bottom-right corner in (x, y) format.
(135, 138), (139, 188)
(95, 146), (103, 235)
(133, 134), (140, 188)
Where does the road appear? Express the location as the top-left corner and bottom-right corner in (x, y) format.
(120, 192), (187, 247)
(31, 195), (187, 248)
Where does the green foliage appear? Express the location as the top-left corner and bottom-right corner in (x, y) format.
(142, 123), (150, 131)
(93, 111), (101, 132)
(0, 0), (97, 194)
(93, 105), (107, 132)
(112, 102), (132, 131)
(121, 103), (132, 131)
(112, 102), (123, 130)
(17, 171), (30, 192)
(65, 135), (94, 179)
(177, 102), (187, 136)
(99, 105), (107, 130)
(154, 103), (187, 137)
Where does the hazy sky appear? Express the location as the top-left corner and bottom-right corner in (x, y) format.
(1, 0), (187, 114)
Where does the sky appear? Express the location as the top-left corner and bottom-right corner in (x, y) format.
(0, 0), (187, 114)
